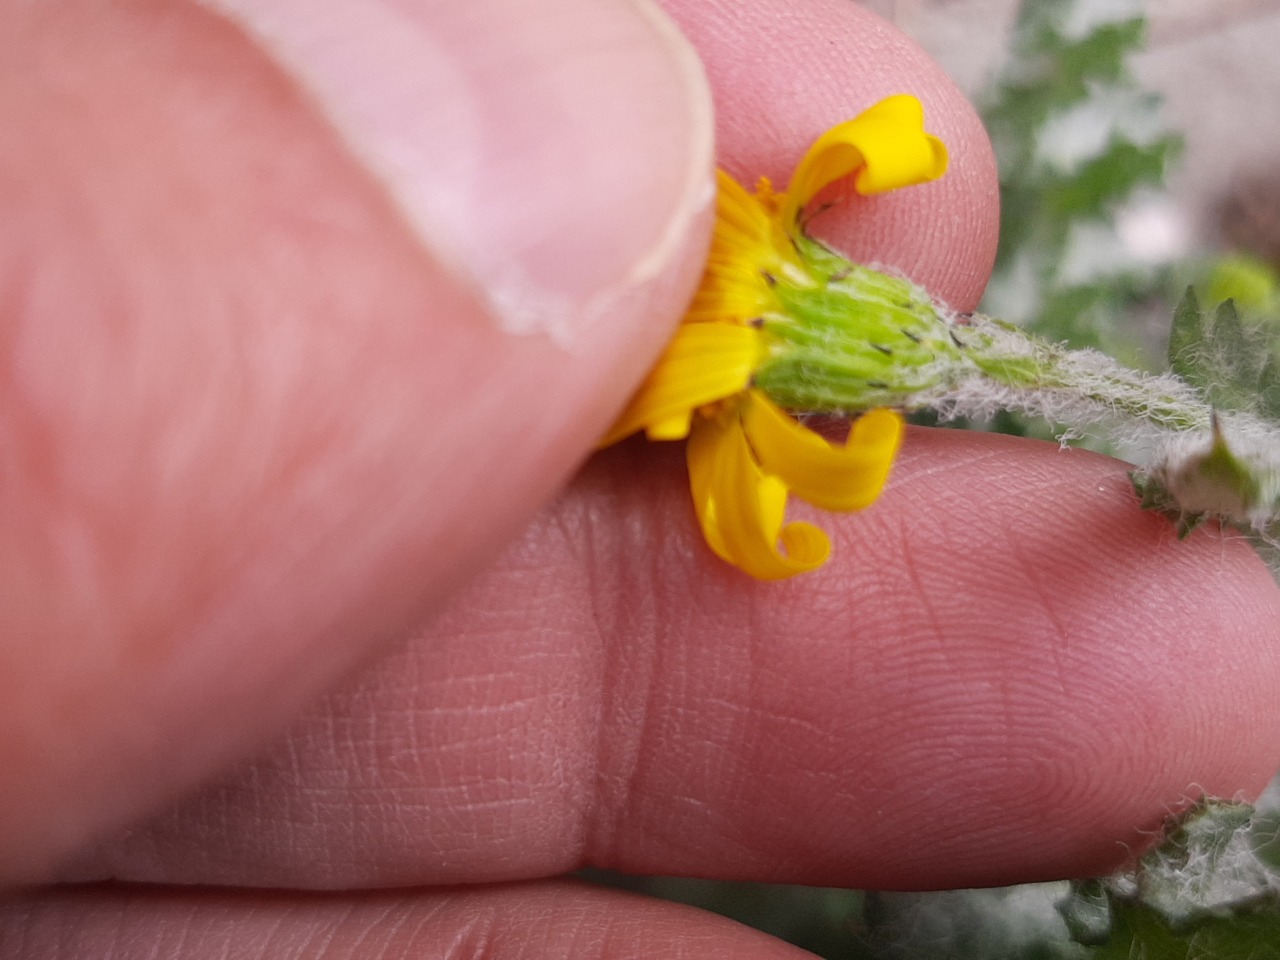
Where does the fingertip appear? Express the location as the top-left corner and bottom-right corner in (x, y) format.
(585, 430), (1280, 888)
(659, 0), (1000, 309)
(829, 428), (1280, 883)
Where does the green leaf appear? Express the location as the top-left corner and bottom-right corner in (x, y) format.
(1063, 799), (1280, 959)
(1136, 799), (1263, 924)
(1252, 809), (1280, 874)
(1058, 879), (1112, 946)
(1168, 286), (1205, 380)
(1098, 899), (1280, 960)
(1260, 355), (1280, 422)
(1168, 288), (1280, 420)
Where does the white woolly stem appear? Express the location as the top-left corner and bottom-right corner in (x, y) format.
(939, 313), (1214, 439)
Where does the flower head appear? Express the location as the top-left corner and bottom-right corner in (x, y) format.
(601, 95), (948, 580)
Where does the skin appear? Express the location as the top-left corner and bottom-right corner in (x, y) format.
(2, 0), (1279, 956)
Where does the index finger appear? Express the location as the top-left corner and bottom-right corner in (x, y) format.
(671, 0), (999, 310)
(67, 429), (1280, 891)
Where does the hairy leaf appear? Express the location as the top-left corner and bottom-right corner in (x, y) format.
(1168, 288), (1280, 420)
(1062, 799), (1280, 958)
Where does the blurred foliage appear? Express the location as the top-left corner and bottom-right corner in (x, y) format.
(979, 0), (1181, 361)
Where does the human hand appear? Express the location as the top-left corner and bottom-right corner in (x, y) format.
(3, 0), (1280, 956)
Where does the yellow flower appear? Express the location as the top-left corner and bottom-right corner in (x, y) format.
(601, 95), (948, 580)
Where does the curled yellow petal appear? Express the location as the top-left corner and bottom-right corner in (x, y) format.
(780, 94), (948, 226)
(742, 392), (903, 512)
(600, 322), (764, 447)
(687, 405), (830, 580)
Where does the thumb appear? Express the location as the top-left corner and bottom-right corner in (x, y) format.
(0, 0), (711, 882)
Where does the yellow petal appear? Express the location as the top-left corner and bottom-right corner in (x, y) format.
(742, 392), (903, 512)
(600, 322), (763, 447)
(645, 412), (694, 440)
(684, 170), (782, 324)
(687, 406), (830, 580)
(780, 94), (948, 226)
